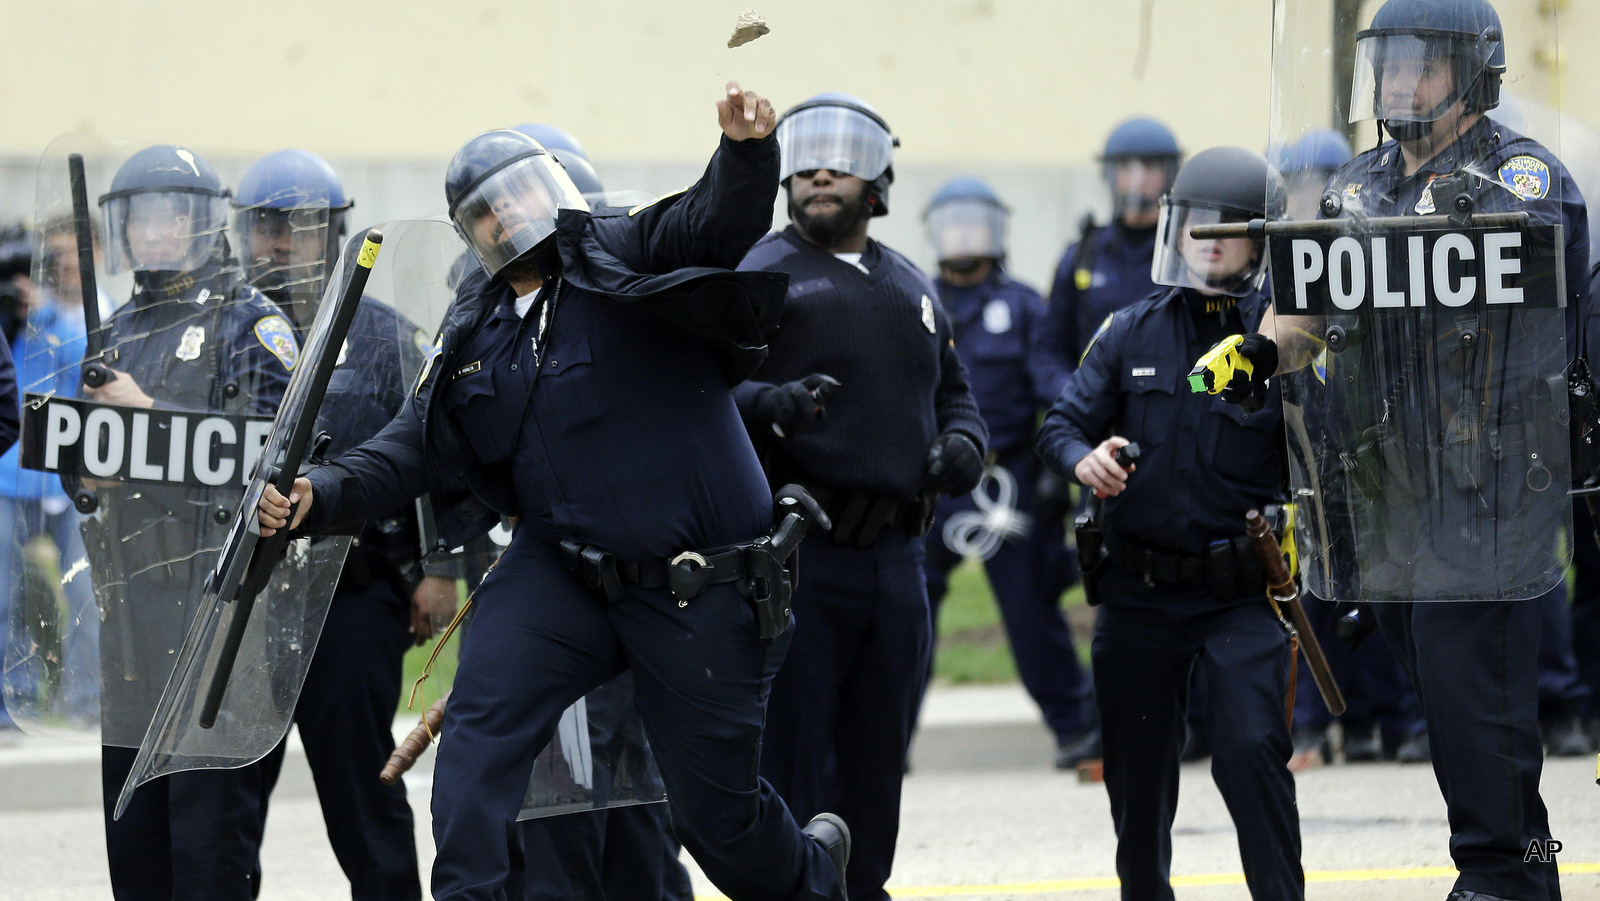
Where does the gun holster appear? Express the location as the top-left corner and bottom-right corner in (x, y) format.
(738, 535), (793, 640)
(561, 540), (625, 604)
(1073, 510), (1109, 606)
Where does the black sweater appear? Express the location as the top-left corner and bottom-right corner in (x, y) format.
(736, 226), (987, 502)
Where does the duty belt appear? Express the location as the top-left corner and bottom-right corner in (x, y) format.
(799, 483), (936, 548)
(560, 540), (749, 607)
(1103, 533), (1266, 601)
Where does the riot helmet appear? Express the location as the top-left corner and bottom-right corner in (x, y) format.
(1348, 0), (1504, 139)
(233, 149), (352, 319)
(1275, 129), (1354, 220)
(510, 123), (589, 160)
(923, 178), (1008, 264)
(777, 92), (898, 216)
(1151, 147), (1275, 297)
(99, 145), (231, 277)
(1100, 117), (1182, 224)
(445, 130), (588, 278)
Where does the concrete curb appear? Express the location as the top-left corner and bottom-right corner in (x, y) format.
(0, 684), (1050, 811)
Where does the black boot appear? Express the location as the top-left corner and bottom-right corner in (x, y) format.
(1341, 721), (1383, 763)
(804, 813), (851, 899)
(1054, 729), (1102, 770)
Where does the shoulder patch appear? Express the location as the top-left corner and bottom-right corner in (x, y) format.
(415, 334), (444, 395)
(1498, 155), (1551, 201)
(1080, 312), (1115, 365)
(254, 314), (298, 372)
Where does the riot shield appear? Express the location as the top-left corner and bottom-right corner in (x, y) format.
(433, 524), (666, 819)
(2, 135), (333, 742)
(518, 673), (667, 820)
(113, 220), (464, 814)
(1264, 0), (1573, 602)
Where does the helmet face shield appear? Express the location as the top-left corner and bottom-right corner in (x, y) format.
(235, 205), (339, 308)
(1151, 201), (1265, 298)
(102, 190), (229, 275)
(925, 198), (1007, 262)
(1348, 30), (1498, 123)
(778, 105), (895, 183)
(1102, 157), (1179, 219)
(449, 153), (587, 277)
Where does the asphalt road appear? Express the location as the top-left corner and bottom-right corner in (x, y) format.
(1, 685), (1597, 900)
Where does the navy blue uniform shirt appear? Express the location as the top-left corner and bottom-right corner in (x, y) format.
(935, 270), (1055, 456)
(1039, 221), (1163, 399)
(1038, 287), (1282, 556)
(305, 136), (784, 561)
(107, 269), (297, 416)
(736, 228), (987, 501)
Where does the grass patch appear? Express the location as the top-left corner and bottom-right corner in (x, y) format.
(932, 559), (1091, 685)
(398, 631), (460, 720)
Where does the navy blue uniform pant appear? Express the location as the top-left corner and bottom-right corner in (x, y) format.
(1572, 501), (1600, 718)
(1533, 580), (1589, 715)
(102, 745), (271, 901)
(1371, 599), (1559, 900)
(432, 528), (841, 901)
(761, 531), (931, 901)
(1092, 574), (1303, 901)
(259, 577), (422, 901)
(925, 454), (1092, 743)
(513, 804), (692, 901)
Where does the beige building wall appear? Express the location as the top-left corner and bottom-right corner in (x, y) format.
(0, 0), (1592, 287)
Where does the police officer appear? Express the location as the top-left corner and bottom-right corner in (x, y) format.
(1039, 117), (1181, 396)
(1271, 130), (1429, 767)
(258, 83), (851, 901)
(1237, 2), (1586, 896)
(736, 93), (987, 901)
(485, 126), (695, 901)
(92, 144), (298, 900)
(233, 148), (450, 901)
(917, 177), (1094, 769)
(1039, 147), (1303, 901)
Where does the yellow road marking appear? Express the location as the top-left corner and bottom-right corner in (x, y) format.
(693, 862), (1600, 899)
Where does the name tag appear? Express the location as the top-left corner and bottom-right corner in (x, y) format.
(454, 361), (482, 378)
(1131, 367), (1156, 378)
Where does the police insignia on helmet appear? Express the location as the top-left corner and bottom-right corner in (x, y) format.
(1498, 156), (1550, 201)
(254, 315), (298, 371)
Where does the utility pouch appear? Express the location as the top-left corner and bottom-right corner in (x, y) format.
(560, 539), (625, 604)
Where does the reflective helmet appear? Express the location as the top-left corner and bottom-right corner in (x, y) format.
(510, 123), (588, 160)
(776, 92), (899, 217)
(99, 145), (231, 276)
(1151, 147), (1276, 297)
(445, 130), (588, 278)
(1100, 117), (1182, 221)
(507, 124), (605, 198)
(1349, 0), (1504, 137)
(1275, 129), (1355, 220)
(923, 178), (1008, 263)
(233, 149), (353, 313)
(1275, 129), (1354, 175)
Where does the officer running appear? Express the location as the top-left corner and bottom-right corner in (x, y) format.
(1038, 147), (1304, 901)
(257, 83), (852, 901)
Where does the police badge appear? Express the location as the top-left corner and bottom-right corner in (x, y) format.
(175, 325), (205, 361)
(920, 294), (937, 334)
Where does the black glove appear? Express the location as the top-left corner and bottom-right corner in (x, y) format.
(755, 374), (841, 437)
(924, 432), (984, 496)
(1219, 333), (1278, 414)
